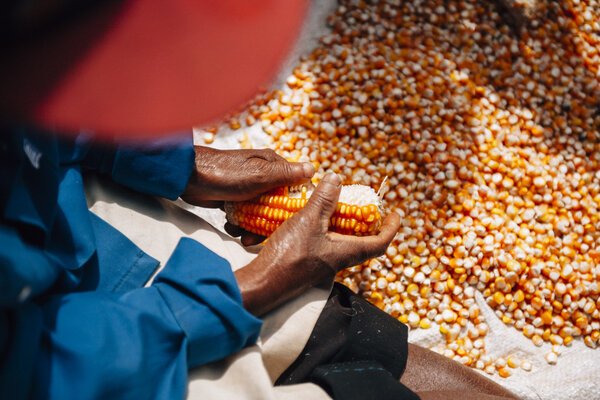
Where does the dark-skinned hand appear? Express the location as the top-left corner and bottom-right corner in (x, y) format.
(181, 146), (314, 209)
(234, 173), (401, 316)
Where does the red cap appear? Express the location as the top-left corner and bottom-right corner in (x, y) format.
(0, 0), (307, 138)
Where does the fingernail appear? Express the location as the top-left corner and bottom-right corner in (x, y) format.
(323, 173), (341, 187)
(302, 162), (315, 178)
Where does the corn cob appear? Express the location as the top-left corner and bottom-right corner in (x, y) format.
(225, 183), (382, 237)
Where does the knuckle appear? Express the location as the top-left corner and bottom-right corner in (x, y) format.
(278, 161), (294, 179)
(258, 148), (279, 161)
(255, 148), (269, 156)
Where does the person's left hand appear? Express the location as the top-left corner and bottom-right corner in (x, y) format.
(181, 146), (314, 208)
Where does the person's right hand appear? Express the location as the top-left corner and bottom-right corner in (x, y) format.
(234, 173), (401, 316)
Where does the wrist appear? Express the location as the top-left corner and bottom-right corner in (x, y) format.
(235, 253), (313, 316)
(181, 146), (221, 202)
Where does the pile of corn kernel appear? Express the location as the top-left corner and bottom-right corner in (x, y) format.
(215, 0), (600, 377)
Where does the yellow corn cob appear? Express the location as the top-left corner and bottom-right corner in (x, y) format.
(225, 183), (382, 237)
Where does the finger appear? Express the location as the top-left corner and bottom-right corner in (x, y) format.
(262, 160), (314, 187)
(302, 173), (342, 225)
(241, 232), (266, 246)
(329, 212), (400, 262)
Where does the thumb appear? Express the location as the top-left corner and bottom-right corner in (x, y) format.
(303, 173), (342, 225)
(266, 161), (314, 186)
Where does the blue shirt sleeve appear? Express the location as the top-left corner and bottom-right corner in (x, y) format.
(153, 239), (262, 368)
(81, 133), (196, 200)
(1, 238), (262, 400)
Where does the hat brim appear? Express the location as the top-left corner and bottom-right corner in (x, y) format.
(1, 0), (307, 138)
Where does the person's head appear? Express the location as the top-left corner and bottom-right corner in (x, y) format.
(1, 0), (307, 139)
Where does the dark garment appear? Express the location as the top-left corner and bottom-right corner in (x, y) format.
(277, 283), (420, 400)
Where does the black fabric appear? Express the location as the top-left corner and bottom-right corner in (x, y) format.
(276, 283), (419, 400)
(311, 360), (420, 400)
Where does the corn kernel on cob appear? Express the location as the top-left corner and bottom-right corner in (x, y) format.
(225, 183), (382, 237)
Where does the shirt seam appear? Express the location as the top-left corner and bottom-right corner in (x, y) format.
(112, 249), (154, 292)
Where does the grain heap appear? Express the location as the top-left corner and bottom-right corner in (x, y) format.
(217, 0), (600, 376)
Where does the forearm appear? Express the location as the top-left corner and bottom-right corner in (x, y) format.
(235, 254), (331, 316)
(401, 344), (519, 399)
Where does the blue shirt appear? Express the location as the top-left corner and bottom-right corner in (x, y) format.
(0, 127), (262, 399)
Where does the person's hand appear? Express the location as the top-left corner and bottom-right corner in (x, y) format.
(181, 146), (314, 208)
(234, 173), (401, 316)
